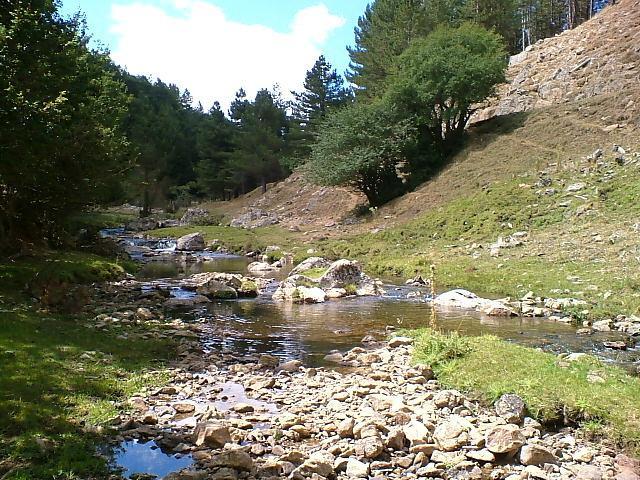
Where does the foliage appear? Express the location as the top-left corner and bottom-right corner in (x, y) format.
(388, 23), (508, 154)
(307, 101), (417, 206)
(288, 55), (352, 166)
(410, 329), (640, 452)
(0, 2), (130, 250)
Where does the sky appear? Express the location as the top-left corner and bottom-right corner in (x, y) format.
(59, 0), (370, 110)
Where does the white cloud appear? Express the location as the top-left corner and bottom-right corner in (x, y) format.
(109, 1), (344, 111)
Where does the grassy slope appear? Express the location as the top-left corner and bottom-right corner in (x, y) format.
(411, 329), (640, 454)
(0, 251), (177, 479)
(311, 90), (640, 318)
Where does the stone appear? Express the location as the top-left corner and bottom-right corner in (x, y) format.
(403, 420), (430, 446)
(573, 447), (596, 462)
(388, 336), (414, 348)
(385, 427), (406, 450)
(465, 449), (495, 463)
(566, 182), (586, 192)
(195, 280), (238, 300)
(519, 444), (557, 465)
(135, 307), (154, 320)
(278, 360), (302, 372)
(433, 390), (463, 408)
(571, 465), (603, 480)
(210, 449), (253, 471)
(173, 402), (196, 414)
(142, 411), (158, 425)
(346, 458), (370, 478)
(192, 423), (231, 448)
(247, 261), (277, 274)
(232, 403), (255, 413)
(485, 424), (526, 454)
(495, 394), (526, 424)
(338, 418), (355, 438)
(318, 259), (364, 288)
(295, 450), (335, 478)
(433, 416), (471, 452)
(355, 435), (384, 459)
(176, 232), (205, 251)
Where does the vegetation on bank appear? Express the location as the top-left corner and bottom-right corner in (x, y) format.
(0, 250), (176, 479)
(410, 329), (640, 454)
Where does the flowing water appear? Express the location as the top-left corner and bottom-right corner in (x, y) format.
(104, 229), (638, 477)
(105, 228), (639, 371)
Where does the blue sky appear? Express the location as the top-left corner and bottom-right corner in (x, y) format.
(59, 0), (370, 109)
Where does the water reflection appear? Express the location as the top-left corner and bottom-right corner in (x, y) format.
(111, 440), (193, 479)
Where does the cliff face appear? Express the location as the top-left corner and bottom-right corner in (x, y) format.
(473, 0), (640, 123)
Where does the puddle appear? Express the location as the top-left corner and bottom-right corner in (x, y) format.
(111, 440), (193, 479)
(215, 382), (278, 413)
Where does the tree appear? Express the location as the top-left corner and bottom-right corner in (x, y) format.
(228, 88), (290, 194)
(307, 101), (416, 207)
(288, 55), (352, 164)
(387, 23), (507, 155)
(347, 0), (429, 99)
(0, 1), (130, 249)
(195, 102), (235, 199)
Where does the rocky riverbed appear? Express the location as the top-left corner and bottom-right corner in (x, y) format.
(97, 310), (638, 480)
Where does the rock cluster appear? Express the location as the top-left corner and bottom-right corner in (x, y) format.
(273, 258), (385, 303)
(107, 332), (634, 480)
(230, 209), (280, 229)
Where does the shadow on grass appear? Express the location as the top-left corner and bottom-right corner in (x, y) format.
(0, 306), (177, 479)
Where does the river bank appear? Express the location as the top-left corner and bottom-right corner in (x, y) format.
(1, 228), (639, 478)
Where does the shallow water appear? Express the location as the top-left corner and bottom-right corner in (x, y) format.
(111, 440), (193, 479)
(104, 228), (639, 371)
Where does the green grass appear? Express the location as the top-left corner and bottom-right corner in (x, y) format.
(147, 224), (304, 255)
(410, 329), (640, 454)
(0, 251), (134, 303)
(0, 306), (177, 479)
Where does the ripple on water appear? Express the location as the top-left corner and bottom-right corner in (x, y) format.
(111, 440), (193, 479)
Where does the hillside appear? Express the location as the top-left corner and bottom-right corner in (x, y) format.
(190, 1), (640, 316)
(473, 0), (640, 122)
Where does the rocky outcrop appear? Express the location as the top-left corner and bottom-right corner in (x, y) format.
(176, 232), (205, 251)
(180, 208), (210, 226)
(182, 272), (262, 298)
(433, 289), (517, 316)
(230, 208), (280, 229)
(125, 217), (159, 232)
(471, 0), (640, 123)
(273, 258), (385, 303)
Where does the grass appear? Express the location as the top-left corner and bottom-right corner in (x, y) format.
(0, 250), (176, 478)
(0, 308), (176, 479)
(298, 267), (328, 280)
(147, 224), (304, 255)
(410, 329), (640, 454)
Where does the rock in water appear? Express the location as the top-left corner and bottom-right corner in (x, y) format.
(495, 394), (526, 424)
(196, 280), (238, 299)
(318, 259), (363, 288)
(176, 232), (205, 251)
(192, 423), (231, 448)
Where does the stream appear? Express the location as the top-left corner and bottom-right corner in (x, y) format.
(101, 228), (638, 479)
(104, 228), (639, 371)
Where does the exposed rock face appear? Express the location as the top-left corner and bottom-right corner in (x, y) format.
(273, 257), (385, 302)
(471, 0), (640, 123)
(230, 208), (279, 228)
(180, 208), (210, 226)
(176, 232), (205, 251)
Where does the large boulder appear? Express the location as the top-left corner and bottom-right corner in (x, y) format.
(192, 422), (231, 448)
(318, 259), (364, 288)
(176, 232), (205, 251)
(433, 289), (516, 316)
(183, 272), (260, 298)
(290, 257), (332, 276)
